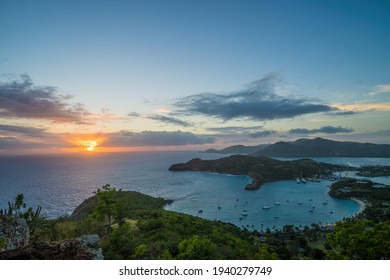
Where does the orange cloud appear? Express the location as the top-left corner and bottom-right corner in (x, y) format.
(332, 103), (390, 112)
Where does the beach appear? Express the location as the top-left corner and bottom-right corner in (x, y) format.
(350, 198), (367, 214)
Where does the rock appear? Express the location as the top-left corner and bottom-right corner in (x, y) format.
(78, 234), (104, 260)
(0, 234), (104, 260)
(0, 215), (30, 251)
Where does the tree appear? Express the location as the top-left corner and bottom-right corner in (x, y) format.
(177, 235), (218, 260)
(93, 184), (117, 226)
(326, 218), (390, 259)
(254, 243), (279, 260)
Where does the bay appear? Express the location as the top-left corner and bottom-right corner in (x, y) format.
(0, 152), (388, 230)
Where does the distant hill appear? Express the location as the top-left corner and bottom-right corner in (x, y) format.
(203, 144), (270, 154)
(252, 138), (390, 158)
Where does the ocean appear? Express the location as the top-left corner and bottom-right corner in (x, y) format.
(1, 151), (389, 230)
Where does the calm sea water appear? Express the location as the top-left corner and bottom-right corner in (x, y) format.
(0, 152), (389, 230)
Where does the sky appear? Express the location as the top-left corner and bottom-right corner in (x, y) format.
(0, 0), (389, 154)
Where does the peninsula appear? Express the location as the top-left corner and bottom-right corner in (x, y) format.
(170, 155), (336, 190)
(169, 155), (390, 190)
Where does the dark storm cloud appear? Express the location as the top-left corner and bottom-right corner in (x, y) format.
(289, 126), (354, 134)
(104, 130), (215, 147)
(174, 74), (335, 121)
(0, 74), (90, 124)
(0, 124), (46, 137)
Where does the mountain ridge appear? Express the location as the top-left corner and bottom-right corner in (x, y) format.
(204, 138), (390, 157)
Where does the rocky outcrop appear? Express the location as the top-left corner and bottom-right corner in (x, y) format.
(0, 234), (103, 260)
(0, 215), (30, 251)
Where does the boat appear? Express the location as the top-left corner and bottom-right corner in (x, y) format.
(296, 178), (301, 184)
(274, 216), (279, 219)
(329, 211), (334, 214)
(309, 209), (314, 213)
(198, 210), (203, 213)
(274, 202), (281, 205)
(217, 206), (221, 210)
(262, 205), (272, 209)
(299, 171), (306, 183)
(239, 217), (243, 220)
(323, 201), (328, 205)
(298, 202), (303, 205)
(241, 206), (248, 216)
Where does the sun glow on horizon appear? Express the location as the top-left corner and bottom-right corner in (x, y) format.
(78, 140), (99, 152)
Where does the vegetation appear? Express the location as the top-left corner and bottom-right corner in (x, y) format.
(0, 193), (42, 233)
(329, 178), (390, 222)
(2, 176), (389, 259)
(326, 218), (390, 259)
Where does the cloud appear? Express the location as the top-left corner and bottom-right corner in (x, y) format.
(146, 115), (192, 127)
(0, 137), (49, 150)
(331, 103), (390, 112)
(0, 124), (46, 137)
(127, 112), (191, 127)
(0, 74), (90, 124)
(249, 130), (277, 138)
(104, 130), (215, 147)
(331, 110), (358, 116)
(174, 74), (335, 121)
(127, 112), (141, 118)
(289, 126), (354, 134)
(368, 84), (390, 96)
(206, 126), (264, 134)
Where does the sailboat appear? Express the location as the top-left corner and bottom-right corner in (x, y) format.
(241, 201), (248, 216)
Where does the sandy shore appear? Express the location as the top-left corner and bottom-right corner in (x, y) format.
(350, 197), (367, 214)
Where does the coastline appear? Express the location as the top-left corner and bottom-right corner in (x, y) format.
(324, 197), (367, 228)
(350, 197), (366, 214)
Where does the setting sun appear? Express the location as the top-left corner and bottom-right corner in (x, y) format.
(79, 140), (98, 152)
